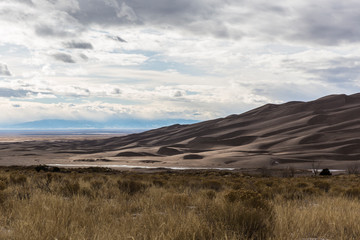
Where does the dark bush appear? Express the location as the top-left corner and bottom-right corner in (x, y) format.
(35, 165), (48, 172)
(319, 168), (332, 176)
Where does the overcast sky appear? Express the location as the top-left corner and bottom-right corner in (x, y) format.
(0, 0), (360, 125)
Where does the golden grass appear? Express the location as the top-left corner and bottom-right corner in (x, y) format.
(0, 167), (360, 239)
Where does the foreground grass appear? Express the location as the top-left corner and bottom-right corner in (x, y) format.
(0, 167), (360, 239)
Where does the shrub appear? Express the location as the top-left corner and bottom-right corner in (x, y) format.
(152, 179), (165, 187)
(90, 180), (104, 191)
(344, 188), (360, 199)
(117, 180), (148, 195)
(225, 189), (270, 210)
(59, 180), (80, 197)
(162, 193), (190, 208)
(205, 199), (274, 239)
(205, 190), (216, 200)
(314, 181), (331, 192)
(202, 180), (223, 191)
(34, 173), (53, 193)
(0, 180), (7, 191)
(9, 174), (27, 185)
(0, 191), (7, 205)
(319, 168), (332, 176)
(296, 182), (309, 188)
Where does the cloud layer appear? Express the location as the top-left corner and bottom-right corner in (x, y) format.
(0, 0), (359, 125)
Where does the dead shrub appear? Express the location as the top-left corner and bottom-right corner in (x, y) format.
(205, 190), (216, 200)
(34, 173), (53, 193)
(296, 182), (309, 188)
(202, 180), (223, 191)
(152, 179), (165, 187)
(9, 174), (27, 186)
(90, 180), (104, 191)
(314, 181), (331, 193)
(205, 200), (274, 239)
(59, 180), (80, 197)
(0, 180), (7, 191)
(117, 180), (148, 195)
(225, 189), (270, 210)
(161, 193), (190, 208)
(344, 188), (360, 199)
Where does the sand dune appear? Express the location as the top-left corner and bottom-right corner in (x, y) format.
(1, 93), (360, 169)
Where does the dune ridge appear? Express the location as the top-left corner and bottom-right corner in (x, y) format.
(1, 93), (360, 169)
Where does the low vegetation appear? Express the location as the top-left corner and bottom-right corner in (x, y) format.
(0, 166), (360, 239)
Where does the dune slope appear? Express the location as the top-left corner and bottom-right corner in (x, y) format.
(1, 93), (360, 169)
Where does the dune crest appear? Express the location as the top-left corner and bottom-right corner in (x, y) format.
(1, 93), (360, 169)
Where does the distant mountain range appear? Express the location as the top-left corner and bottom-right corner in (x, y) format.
(7, 119), (198, 130)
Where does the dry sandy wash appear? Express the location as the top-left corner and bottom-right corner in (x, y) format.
(1, 93), (360, 170)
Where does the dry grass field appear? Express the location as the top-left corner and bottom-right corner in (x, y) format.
(0, 167), (360, 239)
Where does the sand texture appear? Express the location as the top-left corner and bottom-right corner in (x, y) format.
(1, 93), (360, 169)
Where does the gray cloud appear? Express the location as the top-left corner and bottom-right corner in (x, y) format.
(69, 0), (360, 45)
(283, 56), (360, 84)
(64, 41), (93, 49)
(3, 0), (360, 46)
(79, 53), (89, 61)
(112, 88), (121, 94)
(108, 35), (127, 43)
(174, 91), (182, 97)
(12, 0), (33, 5)
(0, 64), (11, 76)
(70, 0), (229, 37)
(72, 0), (140, 25)
(6, 0), (360, 46)
(286, 2), (360, 45)
(308, 58), (360, 83)
(35, 25), (75, 38)
(52, 53), (76, 63)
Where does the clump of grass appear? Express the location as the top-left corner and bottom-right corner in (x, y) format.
(9, 174), (27, 186)
(59, 179), (80, 197)
(344, 187), (360, 199)
(162, 193), (190, 208)
(202, 179), (223, 191)
(90, 180), (104, 191)
(117, 179), (148, 195)
(204, 190), (216, 200)
(205, 195), (274, 239)
(0, 180), (7, 191)
(313, 181), (331, 192)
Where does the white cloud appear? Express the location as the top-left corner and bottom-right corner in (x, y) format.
(0, 0), (360, 125)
